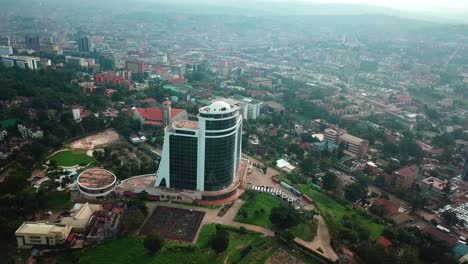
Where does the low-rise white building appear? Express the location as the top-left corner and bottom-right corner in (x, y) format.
(0, 55), (41, 70)
(0, 45), (13, 56)
(216, 95), (263, 120)
(0, 130), (7, 141)
(15, 222), (72, 249)
(18, 124), (43, 139)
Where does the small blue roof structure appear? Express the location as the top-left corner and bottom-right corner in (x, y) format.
(453, 244), (468, 258)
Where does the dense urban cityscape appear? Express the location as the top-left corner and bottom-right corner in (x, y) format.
(1, 0), (468, 263)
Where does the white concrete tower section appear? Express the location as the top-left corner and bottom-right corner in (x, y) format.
(162, 100), (171, 127)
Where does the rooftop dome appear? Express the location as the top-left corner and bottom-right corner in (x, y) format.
(204, 101), (232, 113)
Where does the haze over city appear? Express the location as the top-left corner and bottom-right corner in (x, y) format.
(1, 0), (468, 263)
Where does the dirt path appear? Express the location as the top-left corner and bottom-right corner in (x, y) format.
(202, 199), (274, 236)
(294, 214), (338, 262)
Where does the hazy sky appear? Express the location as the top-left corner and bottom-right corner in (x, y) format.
(306, 0), (468, 13)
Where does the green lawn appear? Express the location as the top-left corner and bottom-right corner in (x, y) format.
(291, 220), (317, 242)
(297, 185), (384, 240)
(49, 150), (93, 167)
(0, 118), (17, 128)
(195, 224), (216, 247)
(76, 224), (263, 264)
(234, 192), (283, 228)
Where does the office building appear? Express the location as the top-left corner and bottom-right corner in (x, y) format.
(25, 35), (40, 51)
(15, 222), (72, 249)
(99, 54), (115, 71)
(116, 70), (132, 81)
(218, 95), (263, 120)
(65, 56), (88, 67)
(156, 101), (242, 199)
(77, 36), (91, 53)
(0, 55), (41, 70)
(323, 128), (346, 144)
(247, 77), (272, 88)
(462, 152), (468, 181)
(0, 36), (11, 47)
(393, 166), (419, 190)
(338, 133), (369, 159)
(0, 45), (13, 56)
(125, 60), (144, 73)
(263, 101), (285, 114)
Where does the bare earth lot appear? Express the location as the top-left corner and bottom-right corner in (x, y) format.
(70, 129), (121, 150)
(140, 206), (205, 243)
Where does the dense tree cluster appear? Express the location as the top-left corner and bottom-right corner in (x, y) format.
(269, 205), (301, 229)
(356, 227), (458, 264)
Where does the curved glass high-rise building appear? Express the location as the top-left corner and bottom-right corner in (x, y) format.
(156, 101), (242, 197)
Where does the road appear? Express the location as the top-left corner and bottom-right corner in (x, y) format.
(367, 185), (410, 209)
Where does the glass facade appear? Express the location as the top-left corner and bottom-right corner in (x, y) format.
(169, 135), (198, 190)
(199, 112), (235, 118)
(236, 125), (242, 171)
(204, 134), (236, 191)
(202, 189), (238, 201)
(205, 118), (236, 130)
(206, 127), (237, 136)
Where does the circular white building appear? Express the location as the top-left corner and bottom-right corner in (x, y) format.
(77, 168), (117, 198)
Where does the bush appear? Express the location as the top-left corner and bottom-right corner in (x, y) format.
(143, 232), (165, 254)
(240, 245), (253, 258)
(210, 228), (229, 253)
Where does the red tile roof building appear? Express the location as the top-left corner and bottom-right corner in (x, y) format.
(133, 103), (187, 129)
(376, 236), (392, 251)
(372, 198), (400, 216)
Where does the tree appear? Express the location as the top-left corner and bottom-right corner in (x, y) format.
(82, 114), (105, 132)
(344, 182), (366, 202)
(442, 181), (451, 200)
(322, 172), (338, 191)
(399, 245), (420, 264)
(269, 205), (301, 228)
(138, 190), (149, 201)
(143, 232), (165, 254)
(441, 211), (459, 226)
(300, 157), (317, 175)
(210, 227), (229, 253)
(0, 166), (29, 194)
